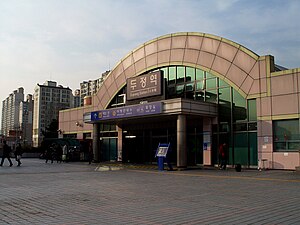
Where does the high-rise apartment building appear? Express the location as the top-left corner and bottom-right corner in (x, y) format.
(73, 89), (81, 108)
(32, 81), (72, 147)
(1, 87), (24, 137)
(19, 94), (34, 147)
(79, 71), (109, 106)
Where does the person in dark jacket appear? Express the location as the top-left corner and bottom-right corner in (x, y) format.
(56, 144), (63, 163)
(0, 140), (13, 167)
(45, 144), (54, 163)
(219, 142), (227, 170)
(88, 143), (93, 164)
(15, 143), (23, 166)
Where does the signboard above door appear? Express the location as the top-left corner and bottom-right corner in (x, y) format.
(126, 71), (162, 100)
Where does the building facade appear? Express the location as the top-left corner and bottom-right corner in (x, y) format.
(19, 94), (34, 147)
(59, 32), (300, 170)
(33, 81), (72, 147)
(1, 87), (24, 138)
(80, 71), (109, 106)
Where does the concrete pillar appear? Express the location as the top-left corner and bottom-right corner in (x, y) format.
(93, 123), (100, 162)
(203, 118), (212, 166)
(117, 125), (123, 162)
(257, 120), (273, 169)
(177, 114), (187, 168)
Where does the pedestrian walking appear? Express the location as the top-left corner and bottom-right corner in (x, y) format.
(15, 143), (23, 166)
(0, 140), (13, 167)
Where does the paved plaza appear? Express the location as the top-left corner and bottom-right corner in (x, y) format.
(0, 158), (299, 225)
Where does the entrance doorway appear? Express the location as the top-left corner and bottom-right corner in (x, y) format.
(100, 138), (117, 161)
(121, 116), (203, 166)
(122, 122), (177, 164)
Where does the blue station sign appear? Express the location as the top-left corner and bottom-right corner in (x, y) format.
(91, 102), (162, 121)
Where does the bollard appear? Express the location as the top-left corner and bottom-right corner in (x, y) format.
(235, 164), (241, 172)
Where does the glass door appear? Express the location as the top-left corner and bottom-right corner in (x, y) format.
(100, 138), (117, 162)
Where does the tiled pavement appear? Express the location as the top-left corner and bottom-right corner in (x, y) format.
(0, 158), (299, 225)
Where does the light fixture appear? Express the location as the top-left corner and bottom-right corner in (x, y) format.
(76, 121), (83, 127)
(125, 135), (136, 139)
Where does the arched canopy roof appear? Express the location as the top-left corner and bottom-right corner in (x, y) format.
(94, 32), (267, 109)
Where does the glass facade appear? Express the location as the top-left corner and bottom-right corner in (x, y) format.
(156, 66), (258, 167)
(273, 119), (300, 152)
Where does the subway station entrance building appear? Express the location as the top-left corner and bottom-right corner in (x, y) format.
(59, 32), (300, 170)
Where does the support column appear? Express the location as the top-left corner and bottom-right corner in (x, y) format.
(177, 114), (187, 168)
(117, 125), (123, 162)
(203, 118), (212, 166)
(93, 123), (100, 162)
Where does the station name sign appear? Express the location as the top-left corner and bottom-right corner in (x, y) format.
(126, 71), (162, 100)
(91, 102), (162, 121)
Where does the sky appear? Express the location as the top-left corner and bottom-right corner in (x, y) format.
(1, 0), (300, 127)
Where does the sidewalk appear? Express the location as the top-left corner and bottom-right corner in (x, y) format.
(94, 161), (300, 182)
(0, 158), (299, 224)
(2, 158), (299, 182)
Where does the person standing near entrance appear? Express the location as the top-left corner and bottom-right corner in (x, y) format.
(0, 140), (13, 167)
(55, 144), (63, 163)
(88, 143), (93, 164)
(219, 142), (227, 170)
(15, 143), (23, 166)
(62, 144), (68, 162)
